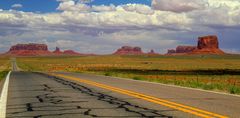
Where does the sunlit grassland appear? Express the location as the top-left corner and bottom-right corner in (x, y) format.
(17, 55), (240, 94)
(0, 56), (11, 81)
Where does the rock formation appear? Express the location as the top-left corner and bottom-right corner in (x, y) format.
(192, 35), (224, 54)
(149, 49), (154, 53)
(9, 43), (48, 51)
(7, 43), (51, 56)
(114, 46), (144, 55)
(147, 49), (159, 55)
(167, 46), (197, 55)
(53, 47), (63, 54)
(63, 50), (81, 55)
(53, 47), (61, 53)
(176, 46), (197, 53)
(167, 35), (225, 55)
(6, 43), (84, 56)
(167, 49), (176, 54)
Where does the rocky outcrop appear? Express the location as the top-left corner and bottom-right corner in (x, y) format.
(167, 46), (197, 55)
(192, 35), (224, 54)
(176, 46), (197, 53)
(63, 50), (81, 55)
(149, 49), (154, 54)
(52, 47), (82, 55)
(114, 46), (144, 55)
(53, 47), (63, 55)
(167, 49), (176, 54)
(9, 43), (48, 51)
(166, 35), (225, 55)
(53, 47), (62, 54)
(197, 35), (219, 49)
(147, 49), (159, 55)
(6, 44), (85, 56)
(7, 43), (51, 56)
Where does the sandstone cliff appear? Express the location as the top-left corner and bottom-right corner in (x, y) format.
(6, 44), (84, 56)
(7, 43), (51, 56)
(176, 46), (197, 53)
(192, 35), (225, 54)
(167, 46), (197, 55)
(147, 49), (159, 55)
(114, 46), (144, 55)
(63, 50), (81, 55)
(167, 49), (176, 54)
(53, 47), (62, 54)
(167, 35), (225, 55)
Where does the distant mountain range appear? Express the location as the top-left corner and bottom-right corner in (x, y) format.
(1, 35), (225, 56)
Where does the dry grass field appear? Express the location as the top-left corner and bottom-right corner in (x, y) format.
(0, 57), (11, 80)
(17, 54), (240, 94)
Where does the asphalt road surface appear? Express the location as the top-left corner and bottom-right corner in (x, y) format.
(5, 62), (240, 118)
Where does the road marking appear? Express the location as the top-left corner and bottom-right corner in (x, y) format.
(63, 72), (240, 98)
(109, 75), (240, 98)
(0, 71), (11, 118)
(50, 73), (228, 118)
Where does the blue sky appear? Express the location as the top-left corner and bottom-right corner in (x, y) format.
(0, 0), (151, 13)
(0, 0), (240, 54)
(0, 0), (58, 13)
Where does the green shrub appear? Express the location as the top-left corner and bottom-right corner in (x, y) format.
(0, 71), (9, 81)
(104, 72), (112, 76)
(229, 86), (240, 94)
(203, 84), (214, 90)
(132, 76), (145, 80)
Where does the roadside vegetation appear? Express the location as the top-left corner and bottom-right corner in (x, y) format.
(0, 57), (11, 81)
(17, 55), (240, 94)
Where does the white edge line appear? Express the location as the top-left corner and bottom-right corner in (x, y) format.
(79, 72), (240, 98)
(0, 71), (11, 118)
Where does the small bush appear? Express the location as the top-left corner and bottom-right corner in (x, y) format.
(229, 86), (240, 94)
(132, 76), (144, 80)
(104, 72), (112, 76)
(0, 71), (9, 80)
(203, 84), (214, 90)
(187, 81), (203, 88)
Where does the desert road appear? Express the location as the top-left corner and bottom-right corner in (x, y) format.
(1, 61), (240, 118)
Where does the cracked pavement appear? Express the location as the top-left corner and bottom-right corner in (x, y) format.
(7, 72), (173, 118)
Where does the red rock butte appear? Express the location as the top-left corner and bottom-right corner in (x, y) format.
(167, 45), (197, 55)
(6, 43), (83, 56)
(63, 50), (81, 55)
(192, 35), (225, 54)
(167, 35), (225, 55)
(114, 46), (144, 55)
(53, 47), (62, 54)
(7, 43), (52, 56)
(176, 46), (197, 53)
(9, 43), (48, 51)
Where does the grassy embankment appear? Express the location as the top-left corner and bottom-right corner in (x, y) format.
(0, 57), (11, 81)
(17, 55), (240, 94)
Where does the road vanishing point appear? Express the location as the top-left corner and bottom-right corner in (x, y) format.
(1, 60), (240, 118)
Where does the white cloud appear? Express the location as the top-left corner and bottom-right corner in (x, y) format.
(57, 1), (91, 12)
(92, 4), (116, 12)
(122, 4), (154, 15)
(152, 0), (206, 13)
(11, 4), (23, 8)
(78, 0), (94, 4)
(1, 0), (240, 33)
(207, 0), (240, 8)
(1, 0), (240, 53)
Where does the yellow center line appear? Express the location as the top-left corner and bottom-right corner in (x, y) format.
(49, 73), (228, 118)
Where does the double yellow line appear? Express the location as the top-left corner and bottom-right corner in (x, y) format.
(50, 73), (228, 118)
